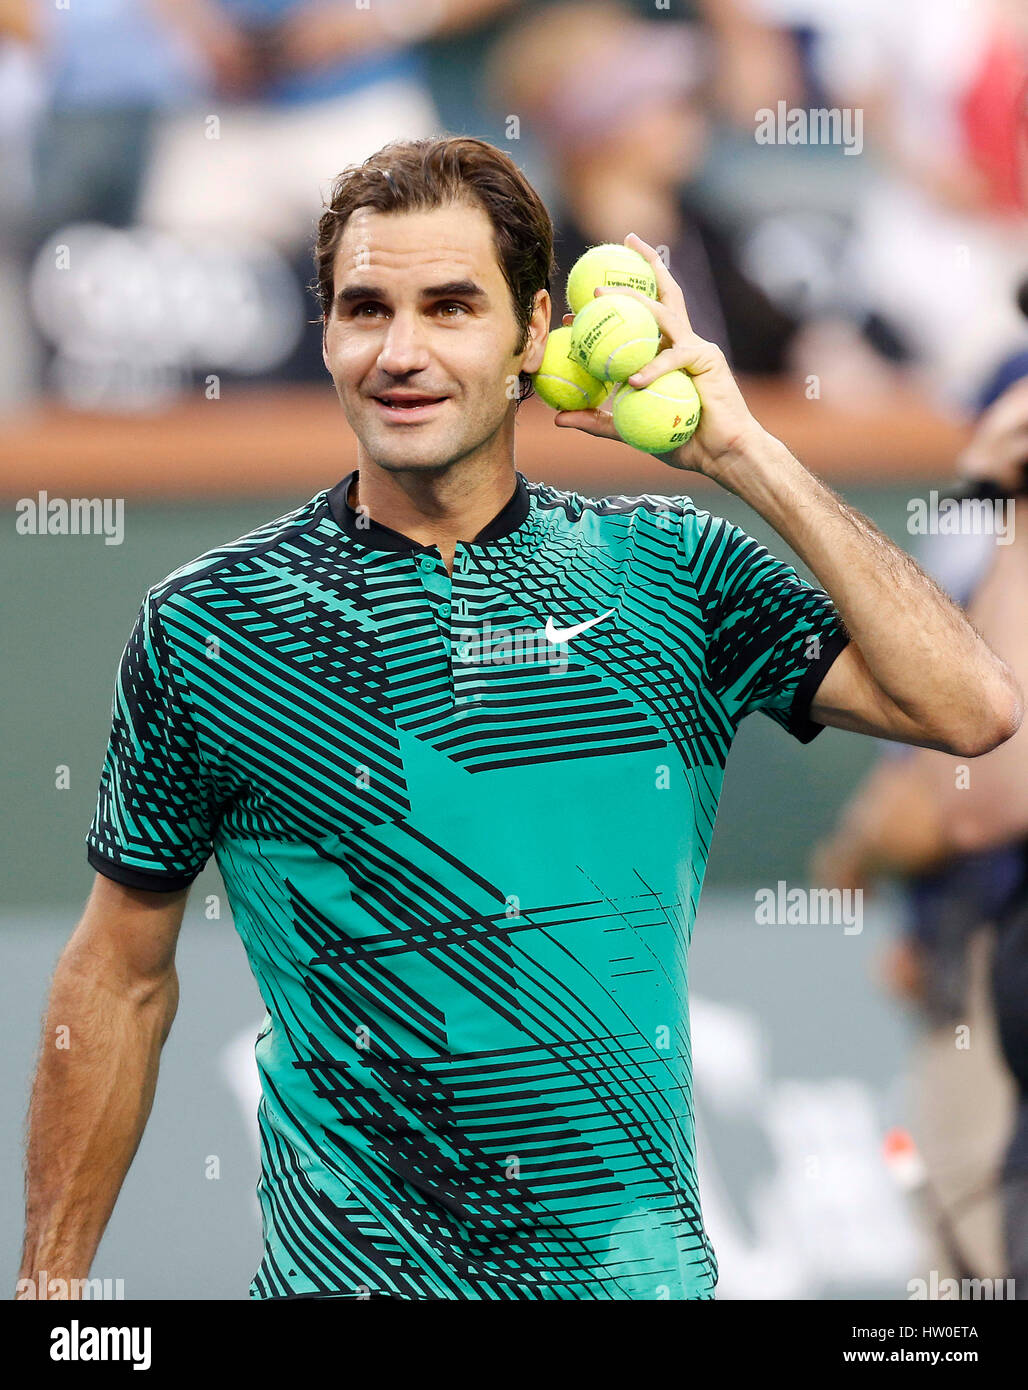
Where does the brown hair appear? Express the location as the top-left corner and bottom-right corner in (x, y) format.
(314, 136), (555, 405)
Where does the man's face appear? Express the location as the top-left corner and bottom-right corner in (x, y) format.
(322, 202), (549, 474)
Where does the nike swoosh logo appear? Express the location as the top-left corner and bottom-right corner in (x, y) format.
(544, 608), (615, 644)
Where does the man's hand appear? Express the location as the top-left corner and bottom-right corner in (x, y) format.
(553, 232), (762, 472)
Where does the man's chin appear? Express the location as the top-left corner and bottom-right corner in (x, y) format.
(358, 425), (475, 475)
(353, 410), (509, 474)
(357, 447), (457, 475)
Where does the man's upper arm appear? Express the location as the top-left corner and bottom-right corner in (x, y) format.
(687, 508), (851, 744)
(87, 591), (219, 891)
(69, 873), (189, 989)
(809, 642), (954, 749)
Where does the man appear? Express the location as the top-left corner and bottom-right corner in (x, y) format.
(18, 136), (1021, 1302)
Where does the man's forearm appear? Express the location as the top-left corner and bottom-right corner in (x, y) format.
(710, 426), (1020, 746)
(18, 945), (178, 1297)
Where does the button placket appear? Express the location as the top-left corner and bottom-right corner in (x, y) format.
(412, 552), (456, 709)
(451, 547), (485, 707)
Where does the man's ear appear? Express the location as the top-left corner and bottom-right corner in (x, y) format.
(321, 319), (330, 373)
(522, 288), (551, 376)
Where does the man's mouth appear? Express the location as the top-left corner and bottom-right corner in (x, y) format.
(372, 393), (450, 421)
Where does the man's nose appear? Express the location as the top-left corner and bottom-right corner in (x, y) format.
(377, 312), (431, 375)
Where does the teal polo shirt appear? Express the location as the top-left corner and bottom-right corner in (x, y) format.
(87, 468), (849, 1299)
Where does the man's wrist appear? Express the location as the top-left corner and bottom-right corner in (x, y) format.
(702, 424), (808, 516)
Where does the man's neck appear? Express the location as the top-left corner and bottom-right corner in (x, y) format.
(349, 464), (519, 575)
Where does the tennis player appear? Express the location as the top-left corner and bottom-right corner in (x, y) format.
(18, 136), (1022, 1301)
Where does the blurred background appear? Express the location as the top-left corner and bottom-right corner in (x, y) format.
(2, 0), (1028, 1299)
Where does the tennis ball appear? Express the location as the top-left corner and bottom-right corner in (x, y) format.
(570, 294), (660, 382)
(612, 371), (702, 453)
(566, 243), (658, 315)
(531, 326), (609, 411)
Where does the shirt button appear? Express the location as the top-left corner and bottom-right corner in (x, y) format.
(455, 643), (471, 660)
(439, 602), (451, 618)
(418, 556), (435, 572)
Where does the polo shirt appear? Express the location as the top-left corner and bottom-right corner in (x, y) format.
(87, 467), (849, 1299)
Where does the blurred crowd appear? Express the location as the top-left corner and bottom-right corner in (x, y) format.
(0, 0), (1025, 416)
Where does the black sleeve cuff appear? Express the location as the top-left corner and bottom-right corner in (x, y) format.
(787, 631), (851, 745)
(87, 844), (200, 893)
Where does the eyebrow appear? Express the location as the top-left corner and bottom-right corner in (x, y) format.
(334, 279), (489, 308)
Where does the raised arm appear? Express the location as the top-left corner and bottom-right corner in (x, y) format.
(555, 233), (1023, 758)
(17, 873), (188, 1299)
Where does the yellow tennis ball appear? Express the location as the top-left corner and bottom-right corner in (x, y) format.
(570, 294), (660, 382)
(566, 243), (658, 315)
(531, 325), (609, 411)
(612, 371), (702, 453)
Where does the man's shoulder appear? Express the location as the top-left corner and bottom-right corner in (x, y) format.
(527, 474), (724, 550)
(528, 474), (697, 525)
(145, 490), (331, 614)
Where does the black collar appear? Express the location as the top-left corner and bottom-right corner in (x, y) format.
(326, 469), (531, 553)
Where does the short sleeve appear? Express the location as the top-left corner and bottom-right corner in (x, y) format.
(690, 512), (850, 744)
(86, 592), (219, 890)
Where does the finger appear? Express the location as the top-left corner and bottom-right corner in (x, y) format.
(593, 282), (678, 343)
(625, 346), (684, 389)
(561, 312), (574, 327)
(626, 335), (723, 390)
(566, 282), (718, 392)
(553, 405), (618, 441)
(623, 232), (691, 329)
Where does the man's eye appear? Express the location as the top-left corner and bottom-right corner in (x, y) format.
(351, 302), (468, 317)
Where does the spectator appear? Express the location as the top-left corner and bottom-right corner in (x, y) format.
(30, 0), (212, 238)
(817, 0), (1028, 407)
(813, 370), (1028, 1293)
(0, 0), (43, 408)
(485, 0), (887, 385)
(136, 1), (441, 253)
(484, 1), (802, 372)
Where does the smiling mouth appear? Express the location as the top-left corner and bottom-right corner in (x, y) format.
(373, 395), (449, 416)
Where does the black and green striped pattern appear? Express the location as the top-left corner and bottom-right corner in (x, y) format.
(87, 471), (848, 1299)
